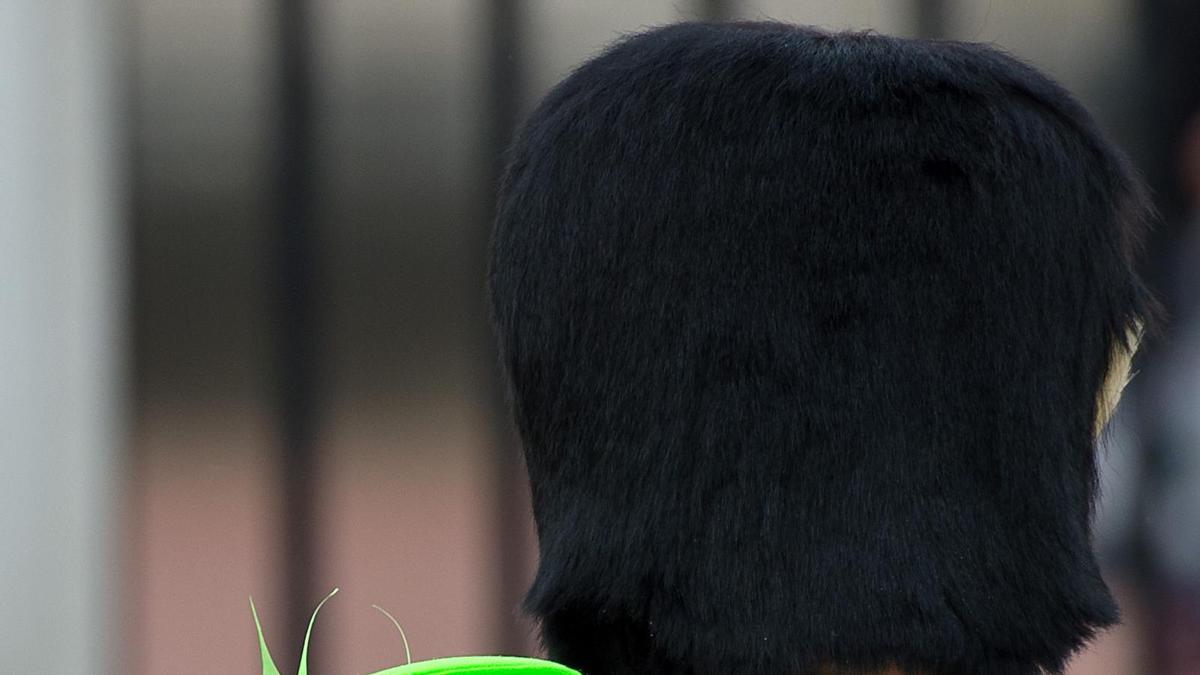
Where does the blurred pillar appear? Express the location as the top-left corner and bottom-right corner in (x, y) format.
(1133, 4), (1200, 673)
(273, 0), (321, 669)
(697, 0), (735, 22)
(482, 0), (533, 654)
(913, 0), (952, 40)
(0, 1), (124, 673)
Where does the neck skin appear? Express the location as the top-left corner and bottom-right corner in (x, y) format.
(1095, 327), (1140, 435)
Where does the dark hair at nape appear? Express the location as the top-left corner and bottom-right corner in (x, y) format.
(488, 21), (1156, 675)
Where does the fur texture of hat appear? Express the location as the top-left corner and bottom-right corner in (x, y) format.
(488, 22), (1155, 675)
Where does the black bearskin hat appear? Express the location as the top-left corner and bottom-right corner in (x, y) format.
(488, 22), (1154, 675)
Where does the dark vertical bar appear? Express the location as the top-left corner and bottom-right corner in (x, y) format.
(123, 1), (148, 667)
(125, 0), (147, 414)
(913, 0), (952, 40)
(274, 0), (320, 669)
(697, 0), (735, 22)
(1132, 3), (1200, 672)
(482, 0), (530, 655)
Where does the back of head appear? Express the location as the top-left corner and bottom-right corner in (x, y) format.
(489, 22), (1154, 675)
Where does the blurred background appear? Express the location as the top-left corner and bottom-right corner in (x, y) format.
(3, 1), (1199, 673)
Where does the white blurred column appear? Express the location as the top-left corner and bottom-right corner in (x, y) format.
(0, 1), (124, 673)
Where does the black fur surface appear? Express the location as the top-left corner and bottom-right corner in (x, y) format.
(488, 22), (1155, 675)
